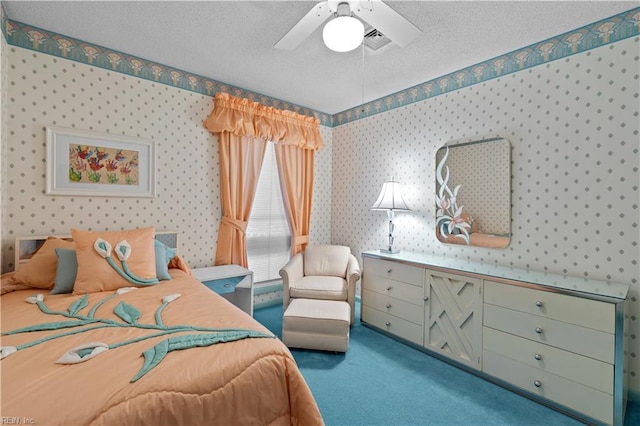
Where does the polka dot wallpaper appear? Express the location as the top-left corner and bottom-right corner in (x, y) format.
(1, 46), (332, 272)
(1, 36), (7, 249)
(331, 37), (639, 390)
(0, 36), (8, 246)
(311, 124), (332, 246)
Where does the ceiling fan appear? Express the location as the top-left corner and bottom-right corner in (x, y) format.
(274, 0), (422, 52)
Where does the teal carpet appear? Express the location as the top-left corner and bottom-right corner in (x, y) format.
(254, 302), (640, 426)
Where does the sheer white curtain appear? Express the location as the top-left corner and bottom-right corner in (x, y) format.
(246, 143), (291, 283)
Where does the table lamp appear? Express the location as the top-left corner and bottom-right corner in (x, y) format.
(370, 177), (411, 254)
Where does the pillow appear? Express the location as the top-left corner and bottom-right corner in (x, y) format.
(168, 255), (192, 275)
(51, 248), (78, 295)
(11, 237), (75, 289)
(154, 239), (177, 264)
(1, 272), (31, 295)
(154, 240), (172, 281)
(72, 227), (157, 294)
(53, 239), (173, 291)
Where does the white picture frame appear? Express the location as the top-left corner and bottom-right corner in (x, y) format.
(46, 126), (155, 197)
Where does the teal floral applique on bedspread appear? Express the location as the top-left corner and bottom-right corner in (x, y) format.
(0, 292), (274, 382)
(94, 238), (160, 286)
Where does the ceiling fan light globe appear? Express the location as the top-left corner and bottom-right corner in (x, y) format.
(322, 16), (364, 52)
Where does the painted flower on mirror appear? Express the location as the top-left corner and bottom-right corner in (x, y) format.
(436, 146), (471, 244)
(435, 195), (450, 215)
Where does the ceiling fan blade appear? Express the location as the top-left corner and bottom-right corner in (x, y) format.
(354, 0), (422, 47)
(274, 1), (334, 50)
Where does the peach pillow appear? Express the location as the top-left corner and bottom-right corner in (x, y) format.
(168, 255), (192, 275)
(2, 272), (31, 295)
(11, 237), (75, 289)
(71, 227), (157, 294)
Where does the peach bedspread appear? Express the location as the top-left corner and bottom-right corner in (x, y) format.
(0, 270), (323, 425)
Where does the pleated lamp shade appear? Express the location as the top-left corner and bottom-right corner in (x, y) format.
(371, 179), (411, 211)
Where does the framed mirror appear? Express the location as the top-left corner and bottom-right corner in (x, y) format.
(435, 137), (511, 249)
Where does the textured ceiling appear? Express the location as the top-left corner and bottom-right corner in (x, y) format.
(3, 1), (637, 114)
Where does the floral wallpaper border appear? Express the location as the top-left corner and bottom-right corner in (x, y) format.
(1, 4), (639, 128)
(0, 5), (332, 127)
(333, 7), (640, 125)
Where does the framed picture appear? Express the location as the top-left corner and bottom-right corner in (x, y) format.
(46, 126), (155, 197)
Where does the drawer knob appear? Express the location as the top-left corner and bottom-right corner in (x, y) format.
(385, 321), (391, 327)
(534, 380), (542, 388)
(387, 269), (392, 274)
(535, 327), (543, 334)
(535, 300), (544, 308)
(534, 353), (542, 361)
(385, 304), (391, 309)
(386, 286), (393, 291)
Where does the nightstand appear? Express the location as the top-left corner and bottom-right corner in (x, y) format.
(192, 265), (254, 316)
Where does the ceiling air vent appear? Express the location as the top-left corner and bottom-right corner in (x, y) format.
(363, 27), (392, 52)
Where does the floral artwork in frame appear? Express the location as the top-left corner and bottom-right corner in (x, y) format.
(46, 126), (155, 197)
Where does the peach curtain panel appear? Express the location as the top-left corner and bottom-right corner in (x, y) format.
(204, 93), (323, 266)
(214, 133), (267, 266)
(274, 144), (315, 255)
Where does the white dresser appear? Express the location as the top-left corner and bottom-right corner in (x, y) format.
(361, 251), (629, 426)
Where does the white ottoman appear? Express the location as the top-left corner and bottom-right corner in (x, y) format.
(282, 299), (351, 352)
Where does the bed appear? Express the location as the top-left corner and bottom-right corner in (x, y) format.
(1, 230), (323, 425)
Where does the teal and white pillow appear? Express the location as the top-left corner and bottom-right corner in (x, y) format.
(154, 240), (175, 281)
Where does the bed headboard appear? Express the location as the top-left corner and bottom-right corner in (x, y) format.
(14, 232), (178, 271)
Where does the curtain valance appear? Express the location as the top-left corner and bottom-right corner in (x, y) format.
(203, 93), (323, 150)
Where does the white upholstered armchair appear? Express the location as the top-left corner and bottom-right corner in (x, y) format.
(279, 245), (361, 324)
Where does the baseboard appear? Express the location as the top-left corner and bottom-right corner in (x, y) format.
(254, 286), (358, 310)
(254, 281), (283, 296)
(253, 281), (283, 310)
(254, 298), (282, 310)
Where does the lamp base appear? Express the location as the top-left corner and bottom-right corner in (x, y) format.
(380, 248), (400, 254)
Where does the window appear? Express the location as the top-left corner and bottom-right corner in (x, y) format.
(246, 143), (291, 283)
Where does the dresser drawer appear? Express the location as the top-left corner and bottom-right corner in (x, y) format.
(483, 327), (613, 393)
(483, 350), (613, 425)
(362, 289), (423, 325)
(484, 304), (614, 363)
(362, 274), (424, 306)
(364, 257), (423, 286)
(484, 280), (614, 333)
(362, 305), (423, 345)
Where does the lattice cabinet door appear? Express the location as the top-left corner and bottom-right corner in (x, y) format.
(424, 270), (483, 370)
